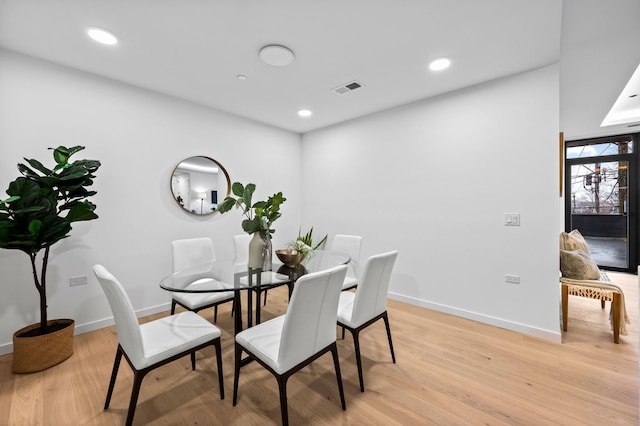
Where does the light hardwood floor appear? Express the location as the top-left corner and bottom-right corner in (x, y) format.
(0, 271), (637, 425)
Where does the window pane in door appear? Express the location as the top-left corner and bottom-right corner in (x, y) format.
(569, 161), (628, 269)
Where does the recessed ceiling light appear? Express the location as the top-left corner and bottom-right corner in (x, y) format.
(259, 45), (295, 67)
(87, 27), (118, 45)
(236, 74), (247, 80)
(297, 109), (312, 117)
(429, 57), (451, 71)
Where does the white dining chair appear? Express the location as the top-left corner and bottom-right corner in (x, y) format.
(330, 234), (362, 290)
(233, 264), (349, 426)
(337, 250), (398, 392)
(93, 264), (224, 426)
(171, 237), (234, 323)
(233, 234), (251, 265)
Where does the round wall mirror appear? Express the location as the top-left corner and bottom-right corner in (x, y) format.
(170, 156), (231, 215)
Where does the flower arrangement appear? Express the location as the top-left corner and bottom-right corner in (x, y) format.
(287, 239), (312, 255)
(287, 227), (327, 256)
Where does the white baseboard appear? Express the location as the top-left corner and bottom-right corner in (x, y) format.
(0, 303), (171, 356)
(388, 292), (562, 343)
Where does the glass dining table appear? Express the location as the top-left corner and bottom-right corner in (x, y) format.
(159, 250), (351, 337)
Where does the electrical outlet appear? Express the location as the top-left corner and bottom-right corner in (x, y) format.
(69, 276), (88, 286)
(505, 274), (520, 284)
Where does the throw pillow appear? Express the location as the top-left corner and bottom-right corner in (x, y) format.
(560, 229), (590, 254)
(560, 249), (600, 280)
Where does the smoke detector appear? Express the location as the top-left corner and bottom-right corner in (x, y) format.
(332, 80), (364, 95)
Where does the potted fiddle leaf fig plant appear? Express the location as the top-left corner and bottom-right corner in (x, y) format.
(218, 182), (286, 269)
(0, 145), (100, 373)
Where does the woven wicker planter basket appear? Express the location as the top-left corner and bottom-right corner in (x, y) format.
(12, 319), (75, 374)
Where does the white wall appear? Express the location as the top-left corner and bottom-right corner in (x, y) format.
(0, 49), (302, 354)
(0, 48), (562, 354)
(302, 65), (562, 340)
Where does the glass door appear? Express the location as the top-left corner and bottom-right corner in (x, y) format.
(565, 134), (637, 272)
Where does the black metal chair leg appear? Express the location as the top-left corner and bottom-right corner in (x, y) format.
(351, 329), (365, 392)
(105, 347), (123, 409)
(331, 344), (346, 410)
(125, 370), (147, 426)
(382, 312), (396, 363)
(191, 351), (196, 370)
(233, 342), (242, 406)
(214, 340), (225, 399)
(214, 305), (218, 323)
(277, 375), (289, 426)
(170, 300), (177, 315)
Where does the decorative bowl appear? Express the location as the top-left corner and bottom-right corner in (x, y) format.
(275, 249), (306, 267)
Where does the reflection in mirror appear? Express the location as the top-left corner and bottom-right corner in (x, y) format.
(171, 156), (231, 215)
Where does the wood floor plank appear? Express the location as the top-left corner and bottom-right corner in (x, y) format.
(0, 271), (636, 425)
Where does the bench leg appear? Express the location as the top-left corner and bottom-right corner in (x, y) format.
(612, 293), (621, 344)
(561, 283), (569, 332)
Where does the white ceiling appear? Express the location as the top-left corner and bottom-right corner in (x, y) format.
(0, 0), (637, 135)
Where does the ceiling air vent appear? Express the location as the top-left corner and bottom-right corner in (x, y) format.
(332, 80), (364, 95)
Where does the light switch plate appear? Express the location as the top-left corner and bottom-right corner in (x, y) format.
(505, 213), (520, 226)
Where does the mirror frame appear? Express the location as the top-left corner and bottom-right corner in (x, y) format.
(170, 156), (231, 216)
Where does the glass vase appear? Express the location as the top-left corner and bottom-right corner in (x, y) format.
(261, 233), (272, 271)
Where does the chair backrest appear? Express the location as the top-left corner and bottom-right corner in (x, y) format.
(171, 237), (216, 273)
(233, 234), (251, 265)
(330, 234), (362, 277)
(278, 264), (348, 368)
(350, 251), (398, 326)
(92, 264), (145, 368)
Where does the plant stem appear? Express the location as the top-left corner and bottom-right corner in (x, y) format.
(29, 248), (49, 331)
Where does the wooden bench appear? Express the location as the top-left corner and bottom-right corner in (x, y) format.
(561, 271), (622, 343)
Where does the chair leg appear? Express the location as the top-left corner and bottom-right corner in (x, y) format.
(191, 352), (196, 370)
(561, 283), (569, 332)
(382, 312), (396, 363)
(341, 326), (345, 340)
(276, 374), (290, 426)
(126, 370), (147, 426)
(214, 339), (225, 399)
(170, 300), (177, 315)
(233, 342), (242, 406)
(105, 347), (123, 409)
(214, 305), (218, 323)
(263, 289), (268, 306)
(330, 344), (347, 410)
(612, 293), (621, 344)
(350, 328), (365, 392)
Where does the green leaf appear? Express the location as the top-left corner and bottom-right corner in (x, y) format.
(7, 178), (40, 204)
(242, 184), (255, 211)
(217, 196), (237, 213)
(0, 195), (20, 206)
(28, 219), (42, 235)
(65, 201), (98, 222)
(23, 158), (52, 176)
(52, 147), (69, 165)
(231, 182), (244, 197)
